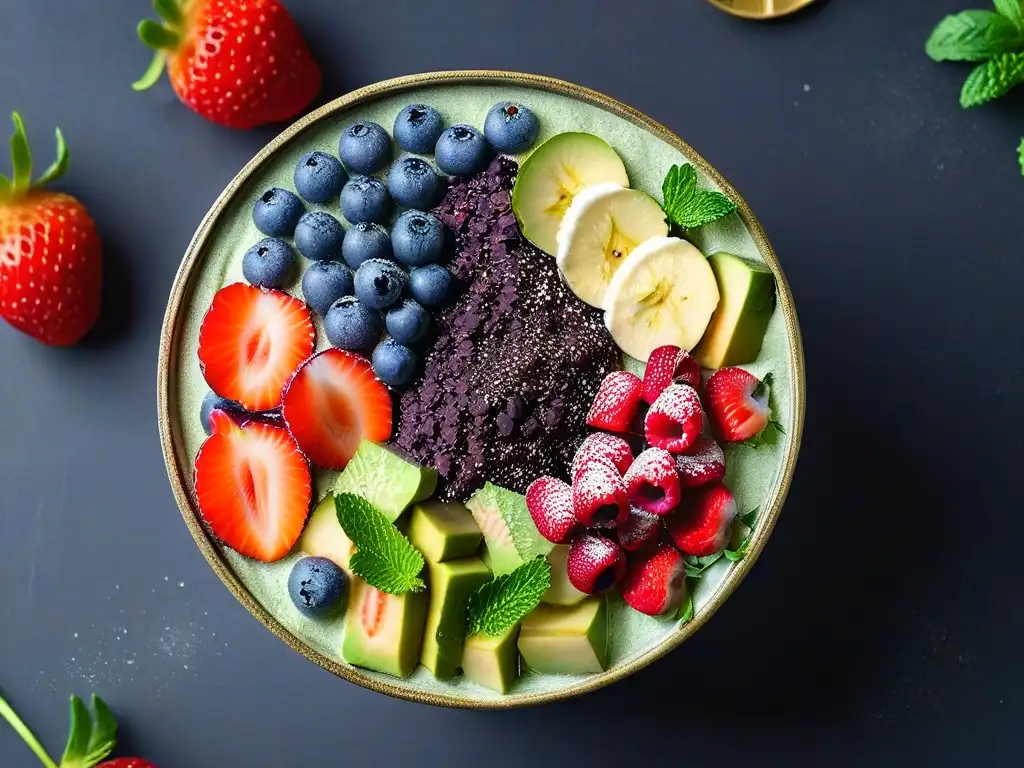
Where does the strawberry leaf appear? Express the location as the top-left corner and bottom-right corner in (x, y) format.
(9, 112), (32, 195)
(35, 128), (68, 188)
(81, 696), (117, 766)
(678, 591), (695, 623)
(59, 697), (92, 767)
(152, 0), (182, 25)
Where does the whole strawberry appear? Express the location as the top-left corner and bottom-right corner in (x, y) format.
(0, 690), (156, 768)
(0, 114), (102, 346)
(134, 0), (321, 130)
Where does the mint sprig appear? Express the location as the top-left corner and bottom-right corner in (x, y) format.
(724, 507), (760, 562)
(0, 692), (118, 768)
(466, 556), (551, 637)
(926, 2), (1024, 175)
(661, 164), (736, 231)
(335, 493), (425, 595)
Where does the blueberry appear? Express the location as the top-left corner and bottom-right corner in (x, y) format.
(354, 258), (408, 310)
(294, 211), (345, 262)
(484, 102), (540, 154)
(252, 188), (304, 237)
(435, 124), (492, 177)
(339, 121), (391, 174)
(408, 264), (453, 308)
(324, 296), (383, 353)
(386, 155), (443, 210)
(293, 151), (348, 203)
(391, 210), (445, 267)
(301, 261), (354, 317)
(386, 299), (431, 345)
(340, 175), (391, 224)
(372, 337), (418, 388)
(393, 104), (445, 154)
(200, 391), (238, 435)
(288, 556), (347, 618)
(242, 237), (295, 289)
(342, 221), (392, 269)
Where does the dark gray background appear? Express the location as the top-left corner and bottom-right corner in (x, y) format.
(2, 0), (1021, 765)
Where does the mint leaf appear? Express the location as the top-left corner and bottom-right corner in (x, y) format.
(683, 552), (723, 579)
(739, 507), (760, 529)
(1018, 137), (1024, 175)
(466, 556), (551, 637)
(723, 547), (745, 562)
(995, 0), (1024, 30)
(926, 11), (1023, 62)
(678, 592), (694, 623)
(661, 164), (736, 231)
(960, 52), (1024, 107)
(335, 493), (425, 595)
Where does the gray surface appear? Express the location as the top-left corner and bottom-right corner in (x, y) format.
(1, 0), (1021, 765)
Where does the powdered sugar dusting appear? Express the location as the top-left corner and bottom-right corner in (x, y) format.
(586, 371), (642, 430)
(675, 434), (726, 488)
(645, 384), (703, 453)
(618, 506), (661, 551)
(571, 432), (634, 479)
(623, 447), (681, 515)
(525, 476), (577, 543)
(566, 534), (626, 593)
(572, 460), (628, 527)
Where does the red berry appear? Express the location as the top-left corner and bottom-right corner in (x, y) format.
(620, 544), (688, 616)
(135, 0), (321, 130)
(0, 114), (102, 346)
(704, 368), (776, 444)
(623, 447), (681, 515)
(99, 761), (159, 768)
(586, 371), (643, 432)
(198, 283), (315, 413)
(566, 534), (626, 594)
(642, 345), (702, 404)
(281, 348), (393, 470)
(644, 384), (703, 454)
(194, 415), (312, 562)
(617, 506), (661, 552)
(526, 476), (577, 544)
(572, 460), (629, 528)
(665, 483), (738, 557)
(570, 432), (634, 480)
(675, 434), (726, 488)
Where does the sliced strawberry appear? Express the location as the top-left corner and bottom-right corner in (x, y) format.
(642, 345), (702, 404)
(675, 434), (726, 489)
(194, 417), (311, 562)
(644, 384), (703, 454)
(586, 371), (643, 432)
(526, 476), (577, 544)
(665, 483), (738, 557)
(704, 368), (780, 444)
(620, 544), (688, 616)
(198, 283), (315, 412)
(282, 348), (393, 470)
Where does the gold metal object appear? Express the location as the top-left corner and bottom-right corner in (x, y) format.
(706, 0), (818, 19)
(157, 70), (806, 710)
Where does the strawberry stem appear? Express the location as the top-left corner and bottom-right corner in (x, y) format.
(132, 51), (168, 92)
(1, 113), (71, 203)
(0, 692), (58, 768)
(153, 0), (182, 24)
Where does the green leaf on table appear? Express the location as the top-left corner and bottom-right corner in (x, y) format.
(926, 11), (1023, 62)
(335, 493), (425, 595)
(995, 0), (1024, 30)
(960, 52), (1024, 107)
(661, 164), (736, 231)
(466, 556), (551, 637)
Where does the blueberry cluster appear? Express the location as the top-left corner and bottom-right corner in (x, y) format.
(242, 99), (539, 393)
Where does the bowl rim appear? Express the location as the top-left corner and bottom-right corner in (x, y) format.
(704, 0), (818, 20)
(157, 69), (806, 710)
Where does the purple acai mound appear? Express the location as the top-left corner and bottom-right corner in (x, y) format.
(390, 156), (620, 500)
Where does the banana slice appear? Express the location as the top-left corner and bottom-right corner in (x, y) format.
(512, 133), (629, 256)
(556, 183), (669, 308)
(604, 236), (720, 362)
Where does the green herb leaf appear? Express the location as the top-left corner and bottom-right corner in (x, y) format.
(0, 692), (59, 768)
(81, 696), (117, 766)
(739, 507), (760, 529)
(995, 0), (1024, 30)
(926, 11), (1023, 62)
(1018, 137), (1024, 175)
(960, 52), (1024, 107)
(661, 164), (737, 231)
(683, 552), (723, 579)
(335, 493), (425, 595)
(466, 556), (551, 637)
(678, 592), (694, 623)
(723, 547), (745, 561)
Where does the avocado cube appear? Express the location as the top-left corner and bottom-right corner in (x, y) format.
(693, 252), (776, 370)
(298, 495), (356, 574)
(342, 577), (428, 679)
(421, 557), (492, 680)
(408, 501), (483, 563)
(518, 597), (608, 676)
(466, 482), (552, 576)
(334, 440), (438, 522)
(463, 625), (521, 694)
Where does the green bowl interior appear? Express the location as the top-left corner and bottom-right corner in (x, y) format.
(168, 77), (797, 706)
